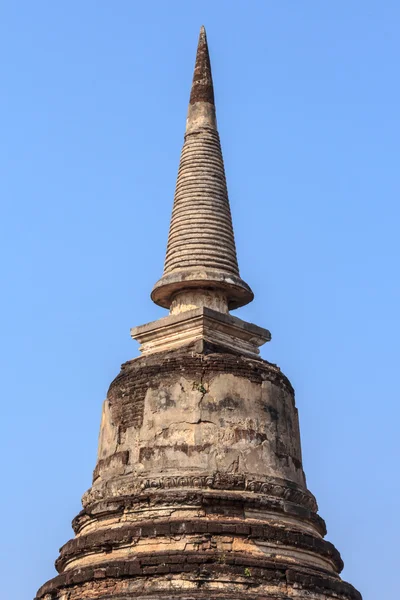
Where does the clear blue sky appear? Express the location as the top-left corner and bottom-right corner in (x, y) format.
(1, 2), (398, 599)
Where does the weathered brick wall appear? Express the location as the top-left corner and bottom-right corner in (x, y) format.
(91, 347), (306, 502)
(35, 345), (361, 600)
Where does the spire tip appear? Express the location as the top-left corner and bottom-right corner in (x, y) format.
(189, 24), (214, 106)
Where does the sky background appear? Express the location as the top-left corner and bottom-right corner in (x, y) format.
(1, 2), (398, 599)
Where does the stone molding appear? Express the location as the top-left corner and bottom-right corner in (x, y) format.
(83, 472), (317, 512)
(131, 306), (271, 357)
(73, 488), (326, 537)
(139, 474), (316, 510)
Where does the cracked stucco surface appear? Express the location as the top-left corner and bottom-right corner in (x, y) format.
(94, 371), (304, 491)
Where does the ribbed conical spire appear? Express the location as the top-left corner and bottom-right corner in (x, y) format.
(151, 26), (253, 312)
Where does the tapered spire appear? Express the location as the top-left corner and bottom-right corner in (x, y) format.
(151, 26), (253, 313)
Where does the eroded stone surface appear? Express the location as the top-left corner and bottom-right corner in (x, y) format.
(35, 345), (361, 600)
(91, 348), (304, 492)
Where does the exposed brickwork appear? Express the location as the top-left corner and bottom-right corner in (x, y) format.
(37, 556), (361, 600)
(57, 519), (343, 573)
(72, 488), (327, 536)
(108, 345), (294, 434)
(35, 343), (360, 600)
(34, 339), (360, 599)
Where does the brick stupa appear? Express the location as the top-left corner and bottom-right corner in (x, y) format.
(36, 26), (362, 600)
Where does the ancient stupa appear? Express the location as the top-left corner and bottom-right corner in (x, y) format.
(36, 27), (362, 600)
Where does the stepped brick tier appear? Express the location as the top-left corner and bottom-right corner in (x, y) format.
(35, 26), (361, 600)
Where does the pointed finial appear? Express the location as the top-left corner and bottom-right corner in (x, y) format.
(189, 26), (215, 106)
(186, 26), (217, 133)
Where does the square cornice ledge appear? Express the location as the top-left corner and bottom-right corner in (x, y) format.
(130, 307), (271, 357)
